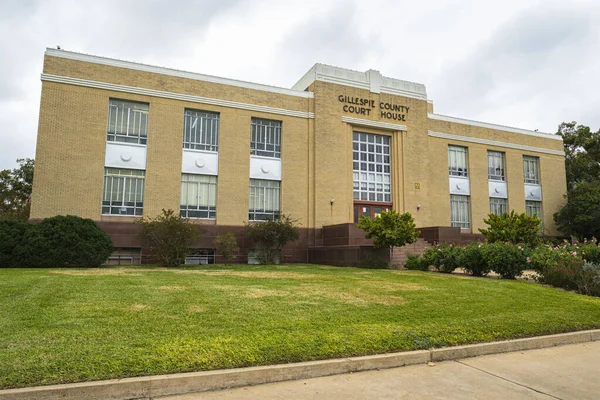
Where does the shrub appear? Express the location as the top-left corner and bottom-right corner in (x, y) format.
(356, 211), (420, 259)
(213, 232), (240, 264)
(0, 219), (29, 268)
(579, 262), (600, 297)
(17, 215), (113, 268)
(479, 210), (541, 246)
(460, 242), (490, 276)
(138, 209), (201, 267)
(245, 214), (300, 264)
(424, 243), (461, 273)
(481, 242), (527, 279)
(404, 254), (429, 271)
(358, 254), (390, 269)
(528, 244), (574, 273)
(580, 241), (600, 264)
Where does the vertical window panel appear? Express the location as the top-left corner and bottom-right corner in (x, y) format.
(183, 110), (219, 151)
(352, 131), (392, 203)
(180, 174), (217, 219)
(488, 151), (505, 181)
(106, 100), (149, 145)
(489, 197), (507, 215)
(249, 179), (280, 220)
(251, 118), (282, 158)
(523, 156), (540, 184)
(448, 146), (468, 177)
(102, 168), (145, 216)
(450, 194), (470, 228)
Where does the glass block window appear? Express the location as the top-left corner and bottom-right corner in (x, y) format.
(183, 109), (219, 151)
(488, 151), (505, 181)
(448, 146), (468, 177)
(107, 99), (149, 145)
(352, 132), (392, 202)
(251, 118), (281, 158)
(526, 200), (542, 218)
(102, 168), (145, 216)
(249, 179), (280, 221)
(450, 194), (471, 228)
(490, 197), (507, 215)
(523, 156), (540, 184)
(180, 174), (217, 219)
(185, 249), (216, 265)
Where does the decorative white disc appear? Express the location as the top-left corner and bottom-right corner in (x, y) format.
(120, 153), (132, 162)
(261, 165), (270, 174)
(456, 184), (461, 190)
(495, 188), (500, 193)
(195, 158), (206, 168)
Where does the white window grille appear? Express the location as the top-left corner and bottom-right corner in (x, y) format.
(180, 174), (217, 219)
(450, 194), (471, 228)
(102, 168), (145, 216)
(249, 179), (280, 220)
(488, 151), (505, 181)
(448, 146), (468, 177)
(352, 132), (392, 202)
(490, 197), (507, 215)
(251, 118), (281, 158)
(523, 156), (540, 184)
(183, 109), (219, 151)
(107, 99), (149, 145)
(526, 200), (542, 218)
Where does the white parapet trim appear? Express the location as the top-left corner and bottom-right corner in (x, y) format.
(342, 116), (407, 131)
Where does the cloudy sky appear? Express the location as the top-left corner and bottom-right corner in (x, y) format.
(1, 0), (599, 170)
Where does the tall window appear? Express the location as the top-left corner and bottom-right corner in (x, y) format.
(450, 194), (470, 228)
(448, 146), (468, 177)
(352, 132), (392, 202)
(488, 151), (505, 181)
(249, 179), (280, 220)
(183, 109), (219, 151)
(251, 118), (281, 158)
(490, 198), (507, 215)
(526, 200), (542, 218)
(180, 174), (217, 219)
(107, 100), (149, 145)
(523, 156), (540, 184)
(102, 168), (145, 216)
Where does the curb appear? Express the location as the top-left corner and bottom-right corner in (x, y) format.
(1, 329), (599, 400)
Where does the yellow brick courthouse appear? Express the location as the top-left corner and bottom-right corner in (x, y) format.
(30, 48), (566, 264)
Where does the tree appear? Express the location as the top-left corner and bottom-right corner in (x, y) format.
(554, 182), (600, 240)
(0, 158), (34, 221)
(244, 215), (300, 264)
(356, 210), (420, 263)
(479, 210), (541, 246)
(213, 232), (240, 264)
(138, 209), (201, 267)
(558, 122), (600, 190)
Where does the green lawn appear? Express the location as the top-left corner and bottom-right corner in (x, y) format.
(2, 265), (600, 389)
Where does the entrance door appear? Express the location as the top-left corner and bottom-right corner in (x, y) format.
(354, 203), (391, 222)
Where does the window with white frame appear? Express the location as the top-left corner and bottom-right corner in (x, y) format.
(450, 194), (471, 228)
(183, 109), (219, 151)
(251, 118), (281, 158)
(488, 151), (505, 181)
(180, 174), (217, 219)
(107, 99), (149, 145)
(352, 132), (392, 202)
(448, 146), (468, 177)
(523, 156), (540, 184)
(185, 249), (216, 265)
(102, 168), (145, 216)
(490, 197), (507, 215)
(526, 200), (542, 218)
(249, 179), (280, 220)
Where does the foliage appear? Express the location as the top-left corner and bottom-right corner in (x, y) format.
(459, 242), (490, 276)
(138, 209), (201, 267)
(357, 210), (420, 252)
(213, 232), (240, 265)
(558, 122), (600, 190)
(0, 158), (34, 221)
(0, 220), (29, 268)
(479, 210), (541, 246)
(358, 254), (390, 269)
(15, 215), (113, 268)
(423, 243), (461, 273)
(244, 214), (300, 264)
(481, 242), (528, 279)
(580, 240), (600, 264)
(553, 181), (600, 240)
(404, 254), (429, 271)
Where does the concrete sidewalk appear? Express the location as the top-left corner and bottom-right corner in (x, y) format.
(161, 341), (600, 399)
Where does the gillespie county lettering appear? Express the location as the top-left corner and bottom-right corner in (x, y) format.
(338, 95), (409, 121)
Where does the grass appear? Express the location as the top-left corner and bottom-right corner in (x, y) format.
(1, 264), (600, 389)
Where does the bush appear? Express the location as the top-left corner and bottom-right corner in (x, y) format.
(0, 219), (29, 267)
(460, 242), (490, 276)
(358, 255), (390, 269)
(482, 242), (527, 279)
(213, 232), (240, 264)
(423, 243), (461, 273)
(579, 262), (600, 297)
(17, 215), (113, 268)
(580, 241), (600, 264)
(356, 211), (420, 260)
(479, 210), (541, 246)
(138, 209), (201, 267)
(245, 214), (300, 264)
(404, 254), (429, 271)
